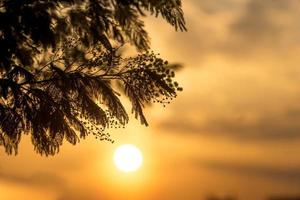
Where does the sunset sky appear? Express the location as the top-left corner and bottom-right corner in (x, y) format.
(1, 0), (300, 200)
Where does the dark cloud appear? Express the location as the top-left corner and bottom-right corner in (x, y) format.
(221, 0), (300, 56)
(163, 0), (300, 60)
(231, 0), (284, 39)
(193, 0), (241, 14)
(222, 0), (278, 52)
(0, 170), (107, 200)
(159, 108), (300, 141)
(198, 159), (300, 184)
(57, 188), (102, 200)
(0, 170), (66, 187)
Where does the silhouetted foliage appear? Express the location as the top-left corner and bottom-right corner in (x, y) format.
(0, 0), (186, 155)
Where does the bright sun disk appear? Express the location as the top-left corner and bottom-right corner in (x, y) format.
(113, 144), (143, 173)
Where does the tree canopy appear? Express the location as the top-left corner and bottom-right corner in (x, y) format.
(0, 0), (186, 155)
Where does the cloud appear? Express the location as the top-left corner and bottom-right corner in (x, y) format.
(0, 171), (65, 187)
(193, 0), (245, 14)
(0, 170), (106, 200)
(159, 108), (300, 141)
(220, 0), (300, 56)
(0, 170), (69, 199)
(148, 0), (300, 63)
(152, 0), (300, 143)
(230, 0), (284, 41)
(56, 188), (102, 200)
(198, 159), (300, 184)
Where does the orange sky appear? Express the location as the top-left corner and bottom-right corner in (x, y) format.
(1, 1), (300, 200)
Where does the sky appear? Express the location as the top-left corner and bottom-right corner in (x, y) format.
(1, 0), (300, 200)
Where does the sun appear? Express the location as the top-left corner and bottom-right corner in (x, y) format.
(113, 144), (143, 173)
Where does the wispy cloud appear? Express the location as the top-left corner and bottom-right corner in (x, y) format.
(197, 159), (300, 184)
(0, 170), (65, 187)
(159, 108), (300, 140)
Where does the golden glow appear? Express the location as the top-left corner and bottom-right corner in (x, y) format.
(113, 144), (143, 173)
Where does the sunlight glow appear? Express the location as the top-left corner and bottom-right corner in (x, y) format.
(114, 144), (143, 173)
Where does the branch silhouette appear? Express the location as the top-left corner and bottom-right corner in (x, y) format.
(0, 0), (186, 155)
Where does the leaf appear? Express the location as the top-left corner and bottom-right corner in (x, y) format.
(8, 66), (35, 81)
